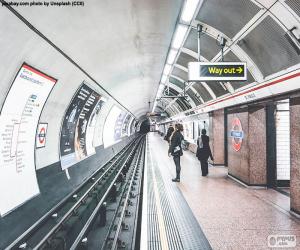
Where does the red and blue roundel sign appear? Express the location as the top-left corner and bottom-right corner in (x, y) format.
(230, 117), (243, 152)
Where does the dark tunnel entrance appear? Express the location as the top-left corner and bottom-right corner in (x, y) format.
(140, 119), (150, 133)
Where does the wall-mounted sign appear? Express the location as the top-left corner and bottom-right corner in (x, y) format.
(60, 83), (105, 170)
(36, 123), (48, 148)
(188, 62), (247, 81)
(230, 117), (244, 152)
(0, 63), (56, 216)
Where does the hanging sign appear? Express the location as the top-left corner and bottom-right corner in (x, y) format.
(188, 62), (247, 81)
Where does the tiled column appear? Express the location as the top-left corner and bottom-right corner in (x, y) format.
(210, 109), (225, 165)
(290, 97), (300, 215)
(227, 110), (250, 184)
(227, 106), (267, 185)
(248, 106), (267, 184)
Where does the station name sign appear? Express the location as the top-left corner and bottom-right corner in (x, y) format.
(188, 62), (247, 81)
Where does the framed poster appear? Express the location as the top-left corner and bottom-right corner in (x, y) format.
(0, 63), (57, 216)
(36, 123), (48, 148)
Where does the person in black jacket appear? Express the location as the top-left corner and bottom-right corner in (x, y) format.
(165, 124), (174, 143)
(168, 124), (184, 182)
(196, 129), (213, 176)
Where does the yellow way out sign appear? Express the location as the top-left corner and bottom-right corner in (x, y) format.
(188, 62), (247, 81)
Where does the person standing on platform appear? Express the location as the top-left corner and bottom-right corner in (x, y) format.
(196, 129), (213, 176)
(168, 124), (184, 182)
(165, 124), (174, 143)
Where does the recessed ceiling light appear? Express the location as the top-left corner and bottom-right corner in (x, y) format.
(172, 25), (188, 49)
(163, 64), (172, 75)
(167, 49), (178, 64)
(161, 75), (168, 83)
(181, 0), (200, 23)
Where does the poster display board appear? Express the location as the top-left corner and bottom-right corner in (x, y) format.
(103, 105), (122, 148)
(60, 83), (105, 170)
(36, 123), (48, 148)
(121, 114), (131, 137)
(0, 63), (56, 216)
(114, 111), (127, 141)
(127, 116), (135, 136)
(183, 122), (194, 142)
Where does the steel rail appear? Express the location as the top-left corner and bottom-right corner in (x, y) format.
(33, 137), (143, 250)
(6, 136), (140, 250)
(110, 141), (145, 250)
(70, 137), (145, 250)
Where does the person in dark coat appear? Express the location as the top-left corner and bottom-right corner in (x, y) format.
(165, 124), (174, 143)
(168, 124), (184, 182)
(196, 129), (213, 176)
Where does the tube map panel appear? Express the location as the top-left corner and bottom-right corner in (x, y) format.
(0, 63), (56, 216)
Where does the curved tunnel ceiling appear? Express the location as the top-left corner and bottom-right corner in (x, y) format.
(154, 0), (300, 117)
(0, 0), (299, 120)
(1, 0), (182, 120)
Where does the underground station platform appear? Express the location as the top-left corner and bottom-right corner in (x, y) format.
(1, 0), (300, 249)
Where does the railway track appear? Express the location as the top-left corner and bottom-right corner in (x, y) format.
(6, 135), (146, 250)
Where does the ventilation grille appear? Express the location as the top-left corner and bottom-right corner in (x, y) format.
(186, 89), (202, 105)
(239, 16), (300, 77)
(184, 29), (220, 60)
(285, 0), (300, 17)
(205, 81), (229, 97)
(196, 0), (261, 38)
(169, 77), (184, 89)
(172, 67), (188, 81)
(176, 52), (197, 68)
(192, 83), (213, 102)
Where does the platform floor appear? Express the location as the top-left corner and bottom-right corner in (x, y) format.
(144, 132), (300, 250)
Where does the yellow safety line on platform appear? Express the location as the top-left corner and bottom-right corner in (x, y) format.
(149, 146), (170, 250)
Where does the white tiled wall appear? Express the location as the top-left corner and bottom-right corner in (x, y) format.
(276, 101), (290, 181)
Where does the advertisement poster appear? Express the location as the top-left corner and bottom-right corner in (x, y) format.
(60, 83), (104, 170)
(85, 99), (105, 156)
(0, 63), (56, 216)
(183, 122), (194, 142)
(36, 123), (48, 148)
(121, 114), (132, 137)
(128, 116), (135, 136)
(114, 111), (127, 141)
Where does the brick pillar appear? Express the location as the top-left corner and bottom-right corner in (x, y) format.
(227, 106), (267, 185)
(210, 109), (225, 165)
(290, 97), (300, 214)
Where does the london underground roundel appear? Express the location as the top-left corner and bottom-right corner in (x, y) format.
(38, 127), (46, 144)
(230, 117), (244, 152)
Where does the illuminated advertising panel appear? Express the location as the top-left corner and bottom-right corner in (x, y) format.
(0, 63), (56, 216)
(183, 122), (194, 142)
(103, 105), (122, 148)
(114, 111), (127, 141)
(60, 83), (105, 170)
(121, 114), (131, 137)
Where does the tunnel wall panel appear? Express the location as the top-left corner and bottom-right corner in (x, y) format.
(0, 7), (116, 169)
